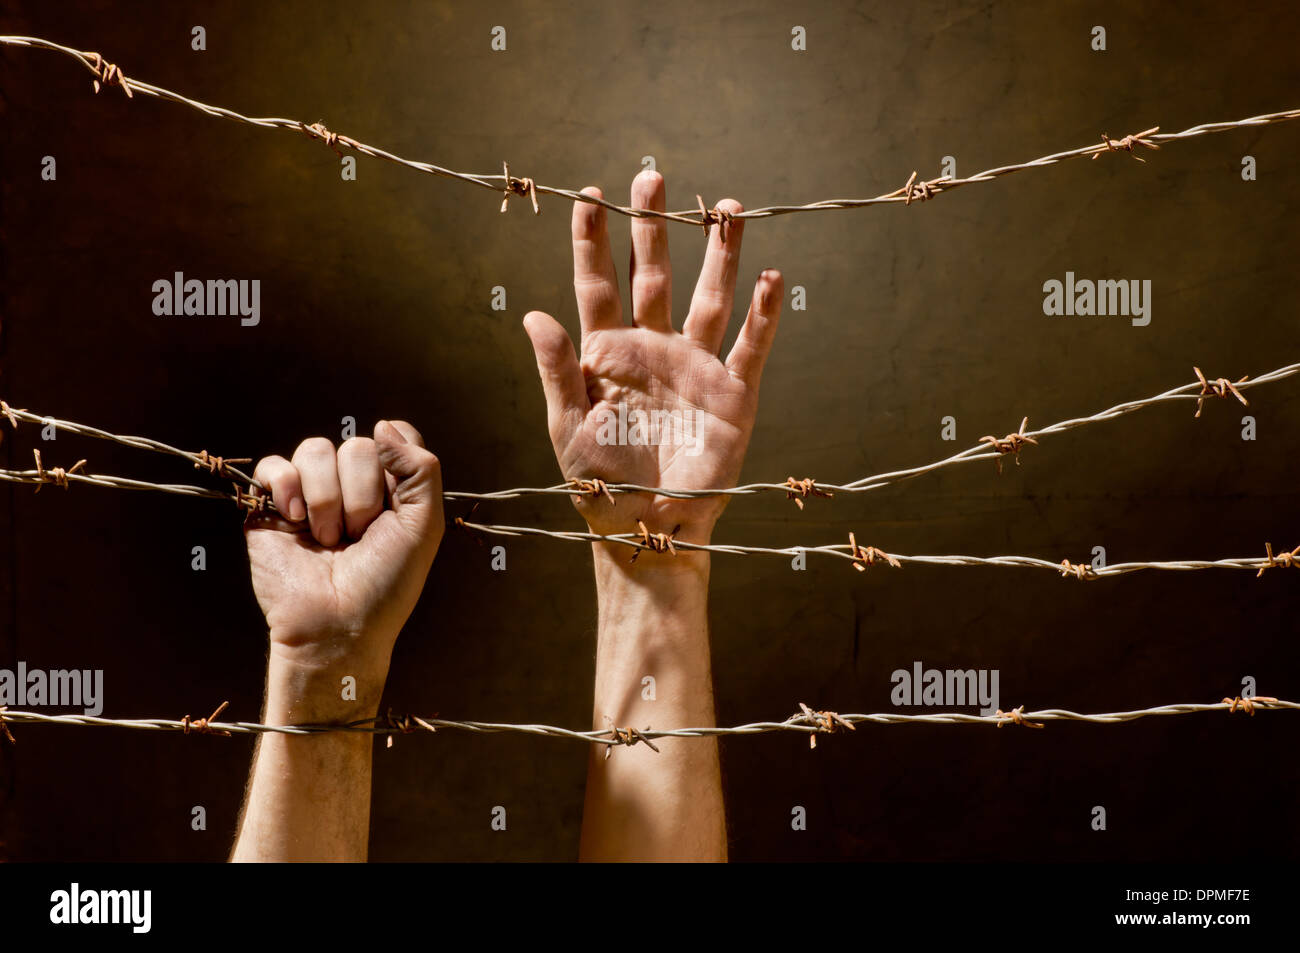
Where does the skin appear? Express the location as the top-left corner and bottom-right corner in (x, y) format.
(523, 170), (784, 861)
(231, 420), (443, 862)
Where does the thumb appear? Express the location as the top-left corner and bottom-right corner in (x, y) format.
(374, 419), (444, 550)
(523, 310), (590, 448)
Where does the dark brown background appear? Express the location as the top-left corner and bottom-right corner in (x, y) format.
(1, 0), (1296, 862)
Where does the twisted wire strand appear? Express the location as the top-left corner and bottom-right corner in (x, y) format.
(2, 698), (1294, 744)
(3, 36), (1299, 227)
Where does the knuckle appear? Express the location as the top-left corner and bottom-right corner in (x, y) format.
(295, 436), (334, 461)
(339, 436), (376, 458)
(253, 454), (288, 482)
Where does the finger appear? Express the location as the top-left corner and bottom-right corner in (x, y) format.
(337, 437), (385, 540)
(572, 186), (623, 334)
(629, 170), (672, 332)
(682, 197), (745, 355)
(524, 310), (590, 449)
(725, 269), (785, 388)
(291, 437), (344, 548)
(252, 454), (306, 523)
(374, 420), (445, 554)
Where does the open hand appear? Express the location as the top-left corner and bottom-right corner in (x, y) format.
(523, 171), (783, 547)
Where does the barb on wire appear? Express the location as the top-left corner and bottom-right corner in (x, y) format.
(629, 519), (679, 563)
(604, 723), (660, 758)
(444, 361), (1300, 503)
(501, 161), (539, 214)
(799, 702), (856, 748)
(304, 120), (350, 156)
(180, 700), (231, 737)
(0, 697), (1294, 745)
(847, 532), (901, 572)
(83, 50), (130, 98)
(31, 449), (86, 492)
(979, 416), (1037, 474)
(995, 705), (1045, 728)
(1194, 366), (1249, 418)
(784, 476), (833, 509)
(1093, 127), (1160, 161)
(1222, 695), (1279, 715)
(1257, 542), (1300, 577)
(1058, 559), (1096, 581)
(3, 36), (1300, 227)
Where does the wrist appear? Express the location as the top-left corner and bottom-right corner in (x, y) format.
(265, 638), (391, 724)
(592, 539), (710, 594)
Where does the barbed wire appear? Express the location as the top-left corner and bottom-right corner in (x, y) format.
(5, 399), (1296, 581)
(0, 463), (268, 510)
(454, 517), (1300, 580)
(0, 696), (1292, 748)
(459, 361), (1298, 502)
(0, 402), (260, 486)
(3, 36), (1299, 230)
(5, 360), (1293, 515)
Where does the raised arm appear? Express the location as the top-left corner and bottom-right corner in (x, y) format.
(523, 170), (784, 861)
(231, 420), (443, 861)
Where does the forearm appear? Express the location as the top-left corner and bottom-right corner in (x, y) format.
(579, 542), (726, 862)
(231, 652), (384, 862)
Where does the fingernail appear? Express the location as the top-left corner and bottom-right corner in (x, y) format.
(381, 420), (408, 444)
(288, 495), (306, 522)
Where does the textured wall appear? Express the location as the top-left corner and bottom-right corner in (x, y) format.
(1, 0), (1297, 861)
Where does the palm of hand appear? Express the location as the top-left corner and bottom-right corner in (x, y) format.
(559, 328), (754, 537)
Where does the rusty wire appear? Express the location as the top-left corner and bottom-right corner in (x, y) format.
(453, 517), (1298, 580)
(453, 360), (1300, 502)
(5, 396), (1297, 582)
(0, 696), (1292, 746)
(10, 357), (1265, 507)
(0, 402), (259, 486)
(3, 35), (1300, 230)
(5, 361), (1295, 511)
